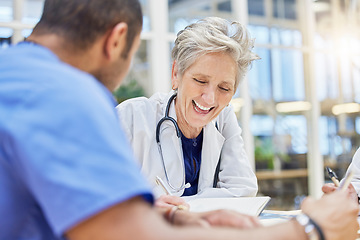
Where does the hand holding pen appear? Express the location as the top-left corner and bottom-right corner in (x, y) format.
(155, 176), (190, 209)
(323, 167), (358, 203)
(326, 167), (340, 187)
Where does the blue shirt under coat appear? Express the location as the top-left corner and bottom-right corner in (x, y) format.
(181, 130), (203, 196)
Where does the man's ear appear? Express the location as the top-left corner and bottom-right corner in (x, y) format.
(104, 22), (128, 61)
(171, 60), (179, 90)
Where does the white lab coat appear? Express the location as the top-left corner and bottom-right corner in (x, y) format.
(344, 147), (360, 196)
(116, 91), (258, 198)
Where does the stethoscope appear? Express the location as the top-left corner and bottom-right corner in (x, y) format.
(155, 92), (191, 193)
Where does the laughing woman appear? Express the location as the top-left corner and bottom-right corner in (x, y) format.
(116, 17), (259, 207)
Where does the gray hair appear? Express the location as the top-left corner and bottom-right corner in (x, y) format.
(171, 17), (259, 90)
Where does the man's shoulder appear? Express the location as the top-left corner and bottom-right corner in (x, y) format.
(2, 42), (95, 83)
(3, 42), (106, 99)
(0, 43), (114, 127)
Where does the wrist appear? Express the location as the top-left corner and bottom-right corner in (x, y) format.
(289, 219), (309, 240)
(294, 213), (325, 240)
(164, 205), (188, 224)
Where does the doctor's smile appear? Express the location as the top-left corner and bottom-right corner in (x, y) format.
(192, 100), (213, 114)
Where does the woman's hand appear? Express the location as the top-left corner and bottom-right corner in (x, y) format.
(156, 195), (260, 229)
(301, 190), (359, 240)
(322, 183), (358, 202)
(155, 195), (190, 209)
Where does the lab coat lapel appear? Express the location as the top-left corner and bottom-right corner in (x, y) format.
(198, 122), (224, 192)
(156, 92), (184, 196)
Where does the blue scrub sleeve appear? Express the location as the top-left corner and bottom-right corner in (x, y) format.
(10, 75), (153, 236)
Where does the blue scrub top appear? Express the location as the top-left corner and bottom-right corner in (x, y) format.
(0, 42), (153, 240)
(181, 130), (203, 196)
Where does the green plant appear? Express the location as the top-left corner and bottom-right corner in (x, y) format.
(254, 136), (274, 170)
(254, 136), (292, 170)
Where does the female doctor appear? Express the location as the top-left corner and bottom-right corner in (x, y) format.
(116, 17), (259, 207)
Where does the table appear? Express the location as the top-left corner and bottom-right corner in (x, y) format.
(256, 169), (308, 180)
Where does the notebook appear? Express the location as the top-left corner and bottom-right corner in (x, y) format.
(186, 196), (271, 216)
(259, 209), (301, 226)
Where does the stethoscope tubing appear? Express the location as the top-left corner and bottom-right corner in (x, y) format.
(156, 93), (189, 193)
(156, 93), (180, 143)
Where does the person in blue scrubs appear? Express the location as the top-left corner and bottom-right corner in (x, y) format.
(0, 1), (358, 240)
(0, 1), (153, 239)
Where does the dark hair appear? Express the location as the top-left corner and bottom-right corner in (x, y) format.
(32, 0), (142, 57)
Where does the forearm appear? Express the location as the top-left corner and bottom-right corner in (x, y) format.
(67, 197), (307, 240)
(163, 219), (306, 240)
(232, 220), (307, 240)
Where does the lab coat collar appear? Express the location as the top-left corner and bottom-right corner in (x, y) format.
(167, 90), (178, 121)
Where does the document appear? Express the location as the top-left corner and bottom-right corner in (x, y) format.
(259, 209), (301, 226)
(186, 196), (271, 216)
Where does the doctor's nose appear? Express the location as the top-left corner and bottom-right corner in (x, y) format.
(202, 89), (216, 105)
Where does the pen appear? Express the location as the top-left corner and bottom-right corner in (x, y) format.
(155, 176), (172, 196)
(326, 167), (340, 187)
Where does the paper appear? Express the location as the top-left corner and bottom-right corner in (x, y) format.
(259, 209), (301, 226)
(186, 196), (271, 216)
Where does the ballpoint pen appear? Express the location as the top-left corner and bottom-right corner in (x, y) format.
(326, 167), (340, 187)
(326, 167), (354, 192)
(155, 176), (172, 195)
